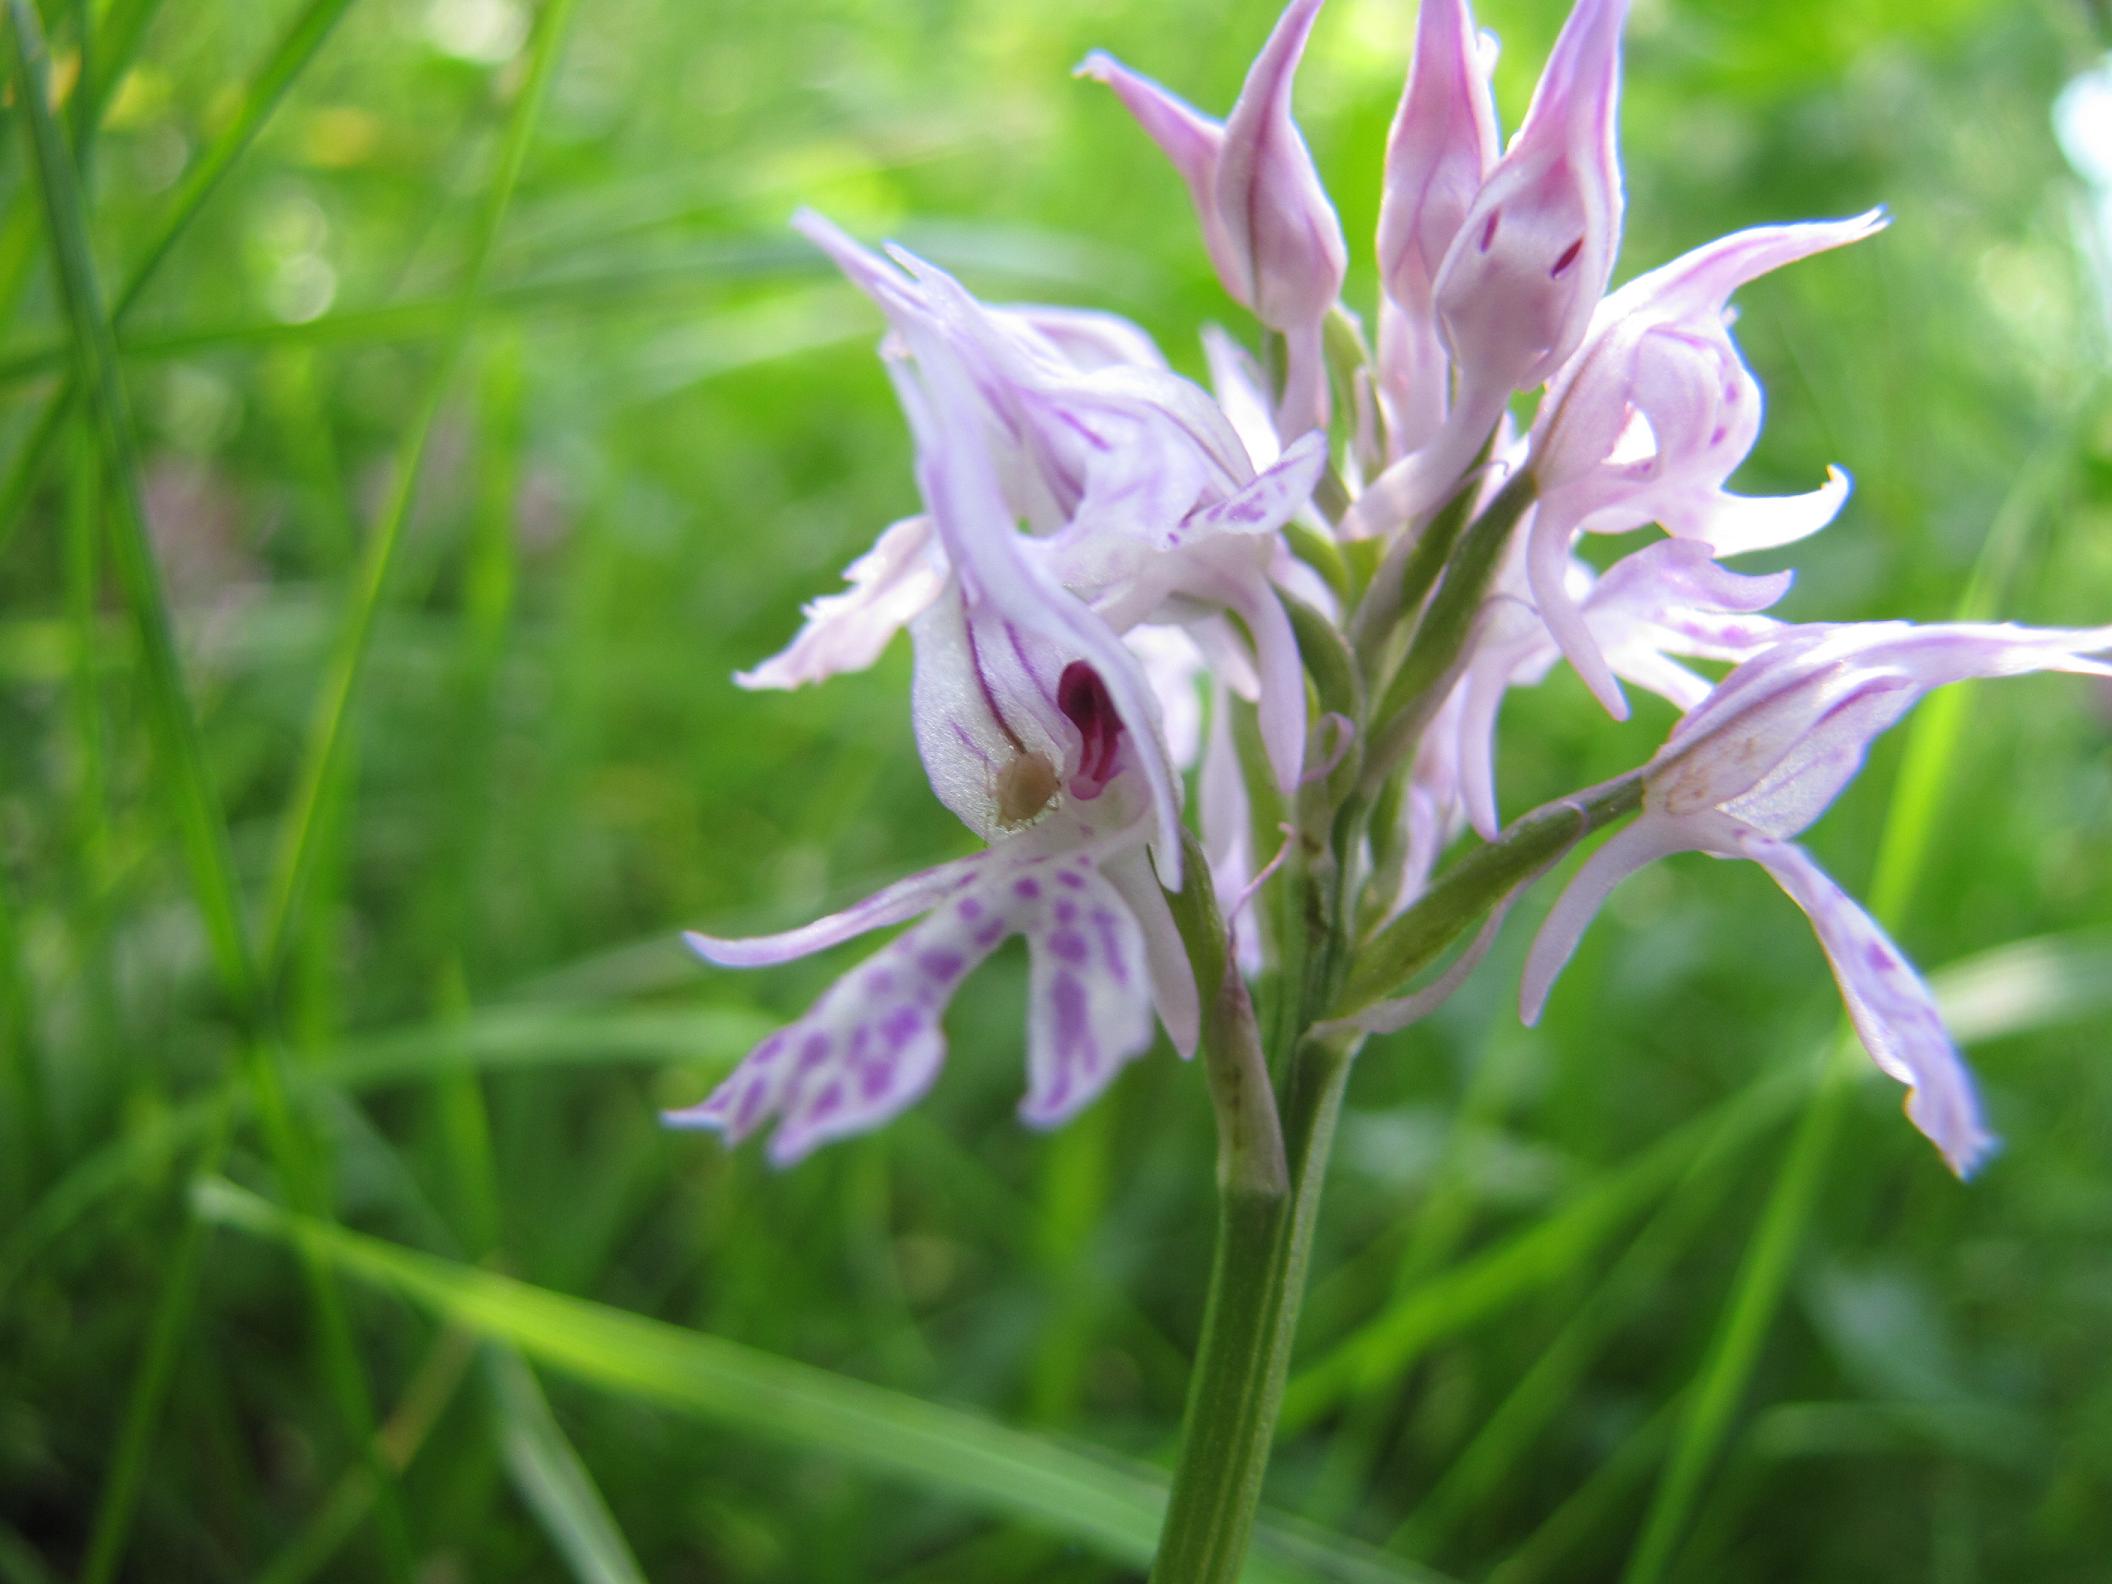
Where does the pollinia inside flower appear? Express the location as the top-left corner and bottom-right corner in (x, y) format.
(668, 0), (2112, 1182)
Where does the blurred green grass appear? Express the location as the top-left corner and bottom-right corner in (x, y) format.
(4, 0), (2112, 1580)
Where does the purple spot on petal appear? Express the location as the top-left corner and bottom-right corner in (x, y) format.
(1708, 425), (1729, 448)
(1550, 237), (1583, 278)
(1866, 942), (1895, 972)
(1014, 877), (1042, 901)
(881, 1007), (922, 1050)
(734, 1084), (767, 1133)
(866, 969), (897, 996)
(1055, 899), (1078, 925)
(1056, 869), (1086, 891)
(751, 1034), (785, 1069)
(919, 948), (966, 982)
(1048, 930), (1090, 966)
(1480, 211), (1500, 252)
(798, 1033), (832, 1071)
(957, 897), (984, 921)
(860, 1062), (892, 1100)
(975, 919), (1008, 948)
(1091, 912), (1131, 986)
(808, 1082), (844, 1123)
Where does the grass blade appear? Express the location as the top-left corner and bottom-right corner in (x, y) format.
(1278, 1068), (1803, 1435)
(0, 0), (359, 554)
(487, 1350), (651, 1584)
(195, 1177), (1454, 1584)
(260, 0), (581, 970)
(6, 7), (409, 1576)
(6, 0), (255, 1004)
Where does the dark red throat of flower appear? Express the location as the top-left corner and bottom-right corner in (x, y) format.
(1057, 660), (1125, 800)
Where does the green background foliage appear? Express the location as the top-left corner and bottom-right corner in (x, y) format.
(4, 0), (2111, 1579)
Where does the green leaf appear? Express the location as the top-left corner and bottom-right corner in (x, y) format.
(486, 1350), (651, 1584)
(194, 1178), (1453, 1584)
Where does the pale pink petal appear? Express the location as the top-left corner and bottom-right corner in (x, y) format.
(1074, 51), (1235, 284)
(1672, 467), (1852, 556)
(1217, 0), (1344, 323)
(1740, 835), (1996, 1177)
(1201, 324), (1282, 467)
(736, 517), (945, 691)
(1432, 0), (1628, 395)
(1099, 847), (1202, 1059)
(993, 303), (1170, 373)
(1376, 0), (1499, 451)
(1527, 501), (1628, 716)
(1019, 859), (1161, 1125)
(1610, 210), (1889, 327)
(1223, 567), (1310, 795)
(1519, 808), (1710, 1023)
(684, 852), (988, 969)
(1181, 430), (1327, 540)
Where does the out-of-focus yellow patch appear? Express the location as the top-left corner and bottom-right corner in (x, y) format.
(303, 107), (384, 169)
(105, 66), (172, 127)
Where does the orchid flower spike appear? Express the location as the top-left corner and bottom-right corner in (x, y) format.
(1523, 620), (2112, 1176)
(1524, 211), (1888, 713)
(1375, 0), (1500, 455)
(1078, 0), (1347, 437)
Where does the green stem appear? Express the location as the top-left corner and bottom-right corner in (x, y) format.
(1149, 1036), (1356, 1584)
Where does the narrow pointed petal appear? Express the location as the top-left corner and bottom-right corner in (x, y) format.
(1216, 0), (1347, 328)
(1741, 835), (1996, 1176)
(737, 517), (945, 690)
(1520, 809), (1704, 1023)
(1618, 210), (1889, 325)
(1527, 505), (1628, 716)
(1075, 51), (1236, 285)
(793, 207), (923, 322)
(1675, 467), (1852, 556)
(685, 852), (988, 969)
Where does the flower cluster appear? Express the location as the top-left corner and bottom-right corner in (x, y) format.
(671, 0), (2110, 1176)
